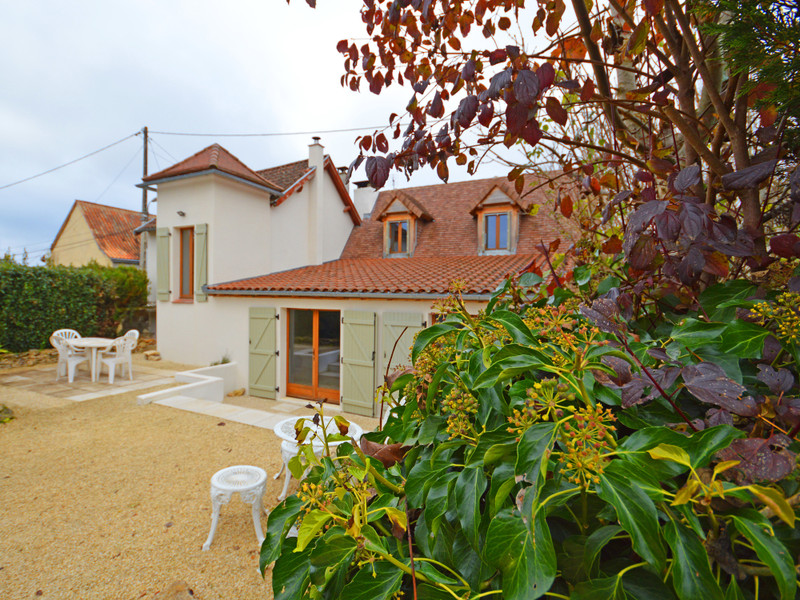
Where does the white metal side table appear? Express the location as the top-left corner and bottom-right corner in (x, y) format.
(202, 465), (267, 551)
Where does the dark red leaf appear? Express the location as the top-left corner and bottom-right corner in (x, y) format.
(461, 58), (476, 81)
(505, 45), (520, 60)
(602, 190), (632, 224)
(336, 39), (348, 54)
(360, 135), (373, 152)
(721, 159), (777, 190)
(644, 0), (664, 14)
(579, 299), (622, 334)
(360, 438), (411, 468)
(369, 71), (385, 95)
(514, 69), (540, 105)
(488, 48), (507, 65)
(602, 236), (623, 254)
(677, 247), (705, 283)
(365, 155), (391, 189)
(537, 63), (556, 90)
(628, 235), (659, 271)
(545, 96), (568, 126)
(375, 133), (389, 154)
(437, 160), (449, 182)
(478, 102), (494, 127)
(682, 363), (757, 416)
(674, 164), (701, 192)
(756, 364), (794, 394)
(506, 102), (528, 136)
(456, 95), (479, 128)
(716, 435), (795, 484)
(580, 79), (595, 102)
(770, 233), (800, 258)
(560, 194), (573, 217)
(521, 119), (542, 146)
(428, 91), (444, 118)
(498, 16), (512, 30)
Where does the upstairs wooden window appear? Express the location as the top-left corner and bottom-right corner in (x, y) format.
(179, 226), (194, 300)
(484, 212), (509, 251)
(388, 219), (409, 254)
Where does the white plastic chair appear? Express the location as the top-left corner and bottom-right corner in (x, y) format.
(124, 329), (140, 343)
(97, 336), (137, 384)
(52, 328), (81, 341)
(49, 335), (89, 383)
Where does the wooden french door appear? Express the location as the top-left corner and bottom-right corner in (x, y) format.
(286, 309), (341, 403)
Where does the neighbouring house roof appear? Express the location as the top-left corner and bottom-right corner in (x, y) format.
(134, 216), (156, 234)
(207, 254), (542, 298)
(257, 159), (311, 191)
(341, 175), (567, 259)
(142, 144), (283, 192)
(51, 200), (144, 263)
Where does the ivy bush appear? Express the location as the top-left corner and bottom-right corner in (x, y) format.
(261, 274), (799, 600)
(0, 259), (148, 352)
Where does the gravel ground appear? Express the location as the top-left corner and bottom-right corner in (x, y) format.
(0, 363), (290, 600)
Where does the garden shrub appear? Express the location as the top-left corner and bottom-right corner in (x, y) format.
(0, 259), (148, 352)
(261, 274), (799, 600)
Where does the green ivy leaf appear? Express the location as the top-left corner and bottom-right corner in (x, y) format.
(308, 532), (356, 586)
(597, 470), (666, 572)
(731, 511), (796, 600)
(339, 560), (404, 600)
(485, 510), (556, 599)
(412, 322), (458, 364)
(261, 496), (304, 569)
(272, 537), (312, 600)
(647, 443), (692, 468)
(571, 575), (625, 599)
(670, 318), (727, 349)
(663, 520), (724, 600)
(719, 320), (770, 358)
(490, 310), (536, 344)
(515, 422), (557, 485)
(295, 509), (333, 552)
(583, 525), (622, 574)
(454, 466), (487, 550)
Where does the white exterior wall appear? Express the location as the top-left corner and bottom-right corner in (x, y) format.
(156, 293), (486, 404)
(320, 173), (356, 262)
(143, 230), (157, 304)
(210, 177), (271, 282)
(270, 190), (311, 271)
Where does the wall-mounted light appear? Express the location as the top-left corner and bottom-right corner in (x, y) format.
(177, 210), (186, 217)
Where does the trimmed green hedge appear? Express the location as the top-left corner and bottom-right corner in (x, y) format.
(0, 260), (148, 352)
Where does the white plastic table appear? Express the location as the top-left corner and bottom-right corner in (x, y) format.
(202, 465), (267, 551)
(272, 415), (363, 500)
(68, 337), (113, 382)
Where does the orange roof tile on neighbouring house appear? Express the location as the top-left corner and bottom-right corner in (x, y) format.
(207, 254), (540, 298)
(142, 144), (282, 191)
(51, 200), (145, 263)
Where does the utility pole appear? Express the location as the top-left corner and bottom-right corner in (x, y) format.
(139, 126), (148, 270)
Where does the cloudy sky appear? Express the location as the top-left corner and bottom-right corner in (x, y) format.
(0, 0), (510, 263)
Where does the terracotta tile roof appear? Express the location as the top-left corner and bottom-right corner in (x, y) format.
(375, 190), (433, 221)
(143, 144), (281, 190)
(208, 254), (538, 296)
(71, 201), (143, 262)
(257, 159), (312, 191)
(341, 175), (574, 259)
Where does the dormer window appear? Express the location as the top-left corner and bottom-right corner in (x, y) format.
(471, 184), (523, 256)
(388, 219), (409, 254)
(484, 212), (509, 251)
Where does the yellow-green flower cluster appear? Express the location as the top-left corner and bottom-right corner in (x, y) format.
(507, 378), (572, 438)
(560, 404), (616, 489)
(441, 387), (478, 440)
(750, 292), (800, 345)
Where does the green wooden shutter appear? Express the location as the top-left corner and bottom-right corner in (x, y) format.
(195, 223), (208, 302)
(383, 312), (425, 373)
(342, 310), (376, 417)
(249, 307), (277, 399)
(156, 227), (170, 302)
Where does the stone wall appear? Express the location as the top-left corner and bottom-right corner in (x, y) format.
(0, 338), (157, 370)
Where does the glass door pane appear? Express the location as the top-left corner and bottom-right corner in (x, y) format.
(288, 310), (314, 388)
(317, 311), (341, 393)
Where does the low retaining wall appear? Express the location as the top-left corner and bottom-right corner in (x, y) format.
(137, 362), (239, 405)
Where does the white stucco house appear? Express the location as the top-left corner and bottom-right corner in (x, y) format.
(141, 139), (568, 416)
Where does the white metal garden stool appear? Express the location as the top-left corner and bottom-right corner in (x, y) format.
(202, 465), (267, 551)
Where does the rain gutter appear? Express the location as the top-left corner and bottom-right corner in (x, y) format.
(205, 287), (492, 301)
(137, 169), (282, 195)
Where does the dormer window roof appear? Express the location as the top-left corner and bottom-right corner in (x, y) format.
(471, 184), (524, 255)
(374, 190), (433, 222)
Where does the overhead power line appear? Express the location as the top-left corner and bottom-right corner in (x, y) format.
(149, 125), (388, 137)
(0, 132), (140, 191)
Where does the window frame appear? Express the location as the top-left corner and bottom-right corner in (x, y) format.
(383, 215), (414, 257)
(178, 226), (194, 300)
(477, 207), (514, 255)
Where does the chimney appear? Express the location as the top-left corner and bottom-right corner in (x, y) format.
(308, 137), (325, 265)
